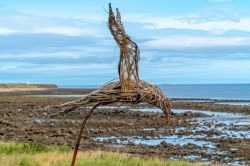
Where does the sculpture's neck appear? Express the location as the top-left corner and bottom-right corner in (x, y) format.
(108, 4), (140, 92)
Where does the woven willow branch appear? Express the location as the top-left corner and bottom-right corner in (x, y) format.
(50, 4), (172, 166)
(53, 4), (171, 119)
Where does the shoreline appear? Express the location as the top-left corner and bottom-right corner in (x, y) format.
(0, 87), (56, 92)
(0, 88), (249, 115)
(0, 83), (58, 93)
(1, 87), (250, 100)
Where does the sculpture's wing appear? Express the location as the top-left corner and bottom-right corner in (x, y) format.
(108, 3), (140, 91)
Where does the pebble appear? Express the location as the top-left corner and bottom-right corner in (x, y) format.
(42, 112), (48, 116)
(33, 119), (43, 125)
(160, 141), (169, 147)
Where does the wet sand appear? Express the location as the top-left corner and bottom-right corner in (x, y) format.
(0, 89), (249, 165)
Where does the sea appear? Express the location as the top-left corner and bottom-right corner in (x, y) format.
(60, 84), (250, 100)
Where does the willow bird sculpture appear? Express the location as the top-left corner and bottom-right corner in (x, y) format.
(51, 4), (171, 166)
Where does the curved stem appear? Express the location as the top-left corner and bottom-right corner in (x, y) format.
(71, 102), (102, 166)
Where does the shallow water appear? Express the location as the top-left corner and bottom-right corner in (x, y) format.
(95, 106), (250, 141)
(60, 84), (250, 100)
(173, 99), (214, 103)
(217, 101), (250, 106)
(146, 108), (250, 139)
(98, 107), (250, 140)
(96, 106), (250, 165)
(96, 135), (217, 148)
(160, 84), (250, 100)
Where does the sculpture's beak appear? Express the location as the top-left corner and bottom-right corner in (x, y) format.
(165, 110), (171, 122)
(164, 98), (172, 122)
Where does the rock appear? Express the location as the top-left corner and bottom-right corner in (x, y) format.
(160, 141), (169, 147)
(68, 130), (75, 135)
(42, 112), (48, 116)
(103, 139), (110, 143)
(0, 120), (14, 126)
(55, 129), (61, 135)
(33, 119), (42, 125)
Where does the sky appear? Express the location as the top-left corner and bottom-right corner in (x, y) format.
(0, 0), (250, 86)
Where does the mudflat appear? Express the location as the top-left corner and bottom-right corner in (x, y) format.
(0, 89), (249, 165)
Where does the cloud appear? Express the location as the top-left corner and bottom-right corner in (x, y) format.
(0, 26), (101, 37)
(139, 58), (250, 84)
(0, 51), (89, 59)
(33, 26), (101, 37)
(1, 5), (250, 84)
(142, 37), (250, 48)
(0, 28), (16, 35)
(209, 0), (231, 2)
(0, 9), (104, 37)
(0, 62), (115, 73)
(139, 17), (250, 33)
(0, 62), (117, 85)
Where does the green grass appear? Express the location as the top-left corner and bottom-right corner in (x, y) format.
(0, 142), (70, 154)
(0, 83), (57, 89)
(0, 141), (197, 166)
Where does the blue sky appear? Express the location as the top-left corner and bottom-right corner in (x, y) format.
(0, 0), (250, 85)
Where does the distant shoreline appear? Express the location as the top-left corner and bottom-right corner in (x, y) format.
(0, 87), (56, 92)
(0, 83), (57, 92)
(1, 84), (250, 100)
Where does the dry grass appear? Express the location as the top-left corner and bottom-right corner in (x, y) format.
(0, 141), (196, 166)
(0, 151), (197, 166)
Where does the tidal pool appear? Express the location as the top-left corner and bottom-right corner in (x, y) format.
(95, 106), (250, 165)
